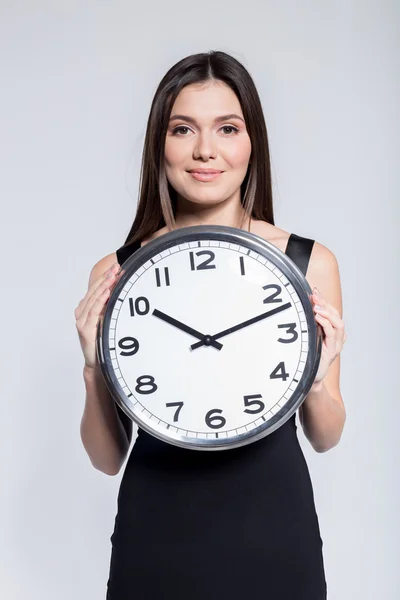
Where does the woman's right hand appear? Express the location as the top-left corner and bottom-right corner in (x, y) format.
(74, 262), (122, 370)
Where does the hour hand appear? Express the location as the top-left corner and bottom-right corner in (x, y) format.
(152, 309), (223, 350)
(190, 302), (292, 350)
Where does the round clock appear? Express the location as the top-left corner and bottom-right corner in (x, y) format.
(97, 225), (322, 451)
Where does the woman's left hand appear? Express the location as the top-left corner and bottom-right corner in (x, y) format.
(311, 287), (347, 384)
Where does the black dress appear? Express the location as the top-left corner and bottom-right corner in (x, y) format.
(106, 232), (327, 600)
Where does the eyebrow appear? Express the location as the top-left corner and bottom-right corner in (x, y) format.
(169, 113), (245, 125)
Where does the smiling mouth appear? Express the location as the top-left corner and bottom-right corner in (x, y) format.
(188, 171), (223, 181)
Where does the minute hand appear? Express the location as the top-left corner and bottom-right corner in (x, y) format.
(190, 302), (292, 350)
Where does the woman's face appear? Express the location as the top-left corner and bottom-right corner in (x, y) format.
(164, 80), (252, 208)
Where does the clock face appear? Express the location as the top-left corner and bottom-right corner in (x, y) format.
(98, 226), (320, 450)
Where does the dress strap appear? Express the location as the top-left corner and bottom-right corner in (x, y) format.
(284, 233), (315, 277)
(116, 239), (141, 266)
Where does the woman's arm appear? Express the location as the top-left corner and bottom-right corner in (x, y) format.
(80, 256), (133, 475)
(299, 242), (347, 452)
(81, 364), (133, 475)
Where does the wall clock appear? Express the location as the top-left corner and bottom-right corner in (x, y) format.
(97, 225), (322, 451)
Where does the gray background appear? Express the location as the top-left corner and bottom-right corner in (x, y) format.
(1, 1), (398, 598)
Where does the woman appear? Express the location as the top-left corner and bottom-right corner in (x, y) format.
(75, 50), (347, 599)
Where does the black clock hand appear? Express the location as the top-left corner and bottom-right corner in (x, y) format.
(152, 309), (223, 350)
(190, 302), (292, 350)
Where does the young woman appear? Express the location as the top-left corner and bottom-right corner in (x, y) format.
(75, 50), (346, 599)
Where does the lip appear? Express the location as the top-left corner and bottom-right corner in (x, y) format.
(189, 169), (223, 174)
(188, 169), (223, 181)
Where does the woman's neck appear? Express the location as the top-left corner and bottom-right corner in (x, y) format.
(174, 205), (251, 232)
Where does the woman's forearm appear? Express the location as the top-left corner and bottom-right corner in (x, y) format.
(80, 365), (130, 475)
(299, 380), (346, 452)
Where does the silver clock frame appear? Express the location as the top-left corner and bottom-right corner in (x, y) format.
(97, 225), (322, 451)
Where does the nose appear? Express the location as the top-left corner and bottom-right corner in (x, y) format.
(193, 130), (217, 161)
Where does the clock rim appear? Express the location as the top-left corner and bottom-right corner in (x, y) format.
(96, 225), (322, 451)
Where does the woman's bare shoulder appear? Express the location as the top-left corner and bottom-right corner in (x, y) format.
(88, 252), (118, 288)
(251, 220), (291, 253)
(253, 222), (338, 278)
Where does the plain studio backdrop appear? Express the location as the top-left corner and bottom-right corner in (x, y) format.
(1, 1), (398, 599)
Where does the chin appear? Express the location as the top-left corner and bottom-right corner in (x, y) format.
(186, 183), (235, 200)
(182, 192), (229, 207)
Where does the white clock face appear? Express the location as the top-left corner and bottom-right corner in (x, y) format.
(102, 235), (316, 449)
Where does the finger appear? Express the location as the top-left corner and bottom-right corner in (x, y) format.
(313, 305), (344, 333)
(312, 292), (340, 318)
(79, 268), (121, 326)
(84, 287), (112, 333)
(315, 313), (346, 361)
(75, 266), (116, 321)
(78, 278), (113, 325)
(314, 312), (336, 344)
(77, 263), (120, 319)
(75, 287), (109, 337)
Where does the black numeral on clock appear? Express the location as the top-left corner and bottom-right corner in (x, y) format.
(166, 402), (183, 422)
(243, 394), (265, 414)
(277, 323), (298, 343)
(135, 375), (158, 395)
(189, 250), (216, 271)
(262, 284), (282, 304)
(129, 296), (150, 317)
(205, 408), (226, 429)
(239, 256), (245, 276)
(118, 336), (139, 356)
(155, 267), (170, 287)
(270, 361), (290, 381)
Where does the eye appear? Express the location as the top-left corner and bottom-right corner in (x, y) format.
(220, 126), (239, 135)
(172, 125), (239, 136)
(172, 126), (191, 136)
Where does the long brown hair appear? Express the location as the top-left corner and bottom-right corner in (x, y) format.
(121, 50), (275, 248)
